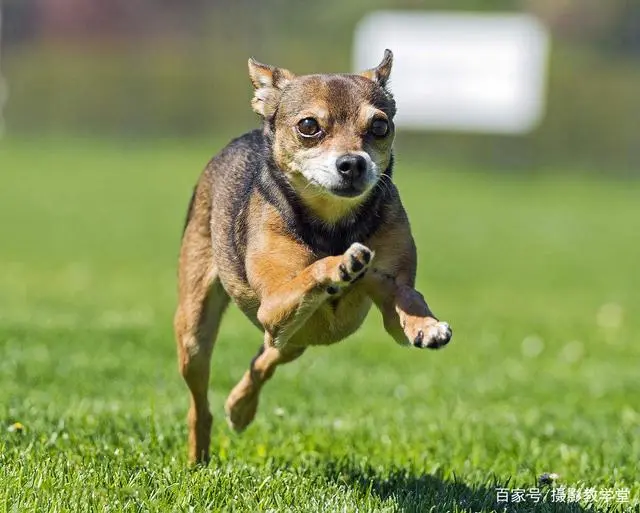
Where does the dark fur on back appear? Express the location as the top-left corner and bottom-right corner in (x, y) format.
(204, 130), (265, 283)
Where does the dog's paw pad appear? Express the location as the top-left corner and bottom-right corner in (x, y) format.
(349, 256), (364, 273)
(339, 243), (374, 283)
(327, 243), (374, 293)
(416, 322), (452, 349)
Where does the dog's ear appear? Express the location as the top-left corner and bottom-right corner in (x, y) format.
(248, 58), (295, 118)
(360, 49), (393, 88)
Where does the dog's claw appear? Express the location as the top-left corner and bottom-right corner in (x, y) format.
(415, 321), (452, 349)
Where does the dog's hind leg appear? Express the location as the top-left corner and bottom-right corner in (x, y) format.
(225, 341), (305, 432)
(175, 189), (229, 464)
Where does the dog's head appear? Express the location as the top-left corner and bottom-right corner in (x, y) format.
(248, 51), (396, 221)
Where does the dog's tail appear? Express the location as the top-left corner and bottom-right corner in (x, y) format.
(181, 186), (197, 238)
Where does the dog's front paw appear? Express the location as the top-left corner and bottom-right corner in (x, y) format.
(407, 319), (452, 349)
(327, 243), (374, 294)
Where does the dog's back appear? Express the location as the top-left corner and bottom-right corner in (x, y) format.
(184, 129), (267, 323)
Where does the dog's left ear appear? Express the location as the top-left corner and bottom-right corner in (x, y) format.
(360, 49), (393, 88)
(248, 58), (295, 118)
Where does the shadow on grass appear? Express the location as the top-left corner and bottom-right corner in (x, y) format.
(322, 461), (601, 513)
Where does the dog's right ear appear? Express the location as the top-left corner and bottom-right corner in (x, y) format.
(360, 49), (393, 89)
(248, 58), (295, 118)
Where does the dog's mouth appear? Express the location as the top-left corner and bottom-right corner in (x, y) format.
(327, 184), (367, 198)
(303, 177), (371, 200)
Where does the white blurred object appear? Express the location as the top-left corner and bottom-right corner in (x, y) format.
(354, 11), (550, 134)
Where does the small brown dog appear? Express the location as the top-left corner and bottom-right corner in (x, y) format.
(175, 50), (452, 464)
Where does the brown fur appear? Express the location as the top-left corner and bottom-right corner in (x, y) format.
(174, 50), (452, 464)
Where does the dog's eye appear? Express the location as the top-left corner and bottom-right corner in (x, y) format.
(297, 118), (321, 137)
(370, 119), (389, 137)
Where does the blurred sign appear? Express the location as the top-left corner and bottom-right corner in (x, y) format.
(354, 11), (550, 134)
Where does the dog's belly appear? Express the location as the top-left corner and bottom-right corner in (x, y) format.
(225, 278), (372, 347)
(288, 289), (372, 347)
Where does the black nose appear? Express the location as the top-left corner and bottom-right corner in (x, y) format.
(336, 154), (367, 181)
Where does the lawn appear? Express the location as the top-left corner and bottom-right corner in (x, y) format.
(0, 139), (638, 512)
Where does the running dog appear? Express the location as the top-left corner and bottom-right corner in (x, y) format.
(175, 50), (452, 464)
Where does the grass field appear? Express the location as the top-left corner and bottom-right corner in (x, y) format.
(0, 139), (639, 512)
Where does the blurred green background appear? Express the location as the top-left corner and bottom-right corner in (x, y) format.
(1, 0), (639, 170)
(1, 2), (639, 511)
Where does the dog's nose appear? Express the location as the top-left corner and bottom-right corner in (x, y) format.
(336, 154), (367, 181)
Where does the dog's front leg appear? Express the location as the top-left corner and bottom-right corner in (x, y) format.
(364, 271), (452, 349)
(255, 242), (374, 347)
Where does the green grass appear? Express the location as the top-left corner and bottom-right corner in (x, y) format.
(0, 139), (638, 512)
